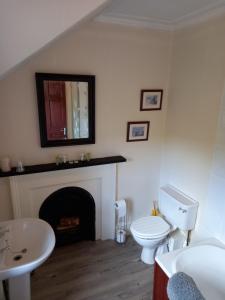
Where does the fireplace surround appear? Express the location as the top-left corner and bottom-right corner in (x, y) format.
(9, 164), (117, 240)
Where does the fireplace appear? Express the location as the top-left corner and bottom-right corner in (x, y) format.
(9, 165), (116, 240)
(39, 186), (95, 246)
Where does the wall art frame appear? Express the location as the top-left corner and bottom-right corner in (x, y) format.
(140, 89), (163, 111)
(126, 121), (150, 142)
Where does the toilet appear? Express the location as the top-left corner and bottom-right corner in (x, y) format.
(130, 216), (170, 264)
(130, 185), (198, 265)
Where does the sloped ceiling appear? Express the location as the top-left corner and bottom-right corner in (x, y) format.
(0, 0), (110, 79)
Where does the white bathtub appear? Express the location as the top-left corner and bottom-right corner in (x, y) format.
(156, 238), (225, 300)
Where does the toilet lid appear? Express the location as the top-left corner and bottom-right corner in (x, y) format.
(131, 216), (170, 238)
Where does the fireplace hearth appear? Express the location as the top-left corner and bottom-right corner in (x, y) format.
(39, 186), (95, 246)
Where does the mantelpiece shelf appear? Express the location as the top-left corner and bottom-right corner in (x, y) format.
(0, 155), (126, 178)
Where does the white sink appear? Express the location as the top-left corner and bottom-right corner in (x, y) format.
(172, 244), (225, 300)
(0, 218), (55, 300)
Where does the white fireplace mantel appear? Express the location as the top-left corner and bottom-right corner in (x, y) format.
(9, 164), (118, 240)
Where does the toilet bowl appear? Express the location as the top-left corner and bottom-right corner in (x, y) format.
(130, 216), (171, 264)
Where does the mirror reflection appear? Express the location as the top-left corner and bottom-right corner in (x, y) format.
(44, 80), (89, 140)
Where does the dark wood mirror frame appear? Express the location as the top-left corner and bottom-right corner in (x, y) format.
(35, 73), (95, 147)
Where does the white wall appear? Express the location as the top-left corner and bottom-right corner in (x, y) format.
(0, 0), (110, 78)
(0, 22), (172, 223)
(162, 16), (225, 236)
(201, 86), (225, 242)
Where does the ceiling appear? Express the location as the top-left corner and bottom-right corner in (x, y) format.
(97, 0), (225, 29)
(1, 0), (225, 79)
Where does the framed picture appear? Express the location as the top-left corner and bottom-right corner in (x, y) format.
(140, 89), (163, 111)
(127, 121), (150, 142)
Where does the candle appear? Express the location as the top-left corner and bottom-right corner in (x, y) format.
(0, 157), (11, 172)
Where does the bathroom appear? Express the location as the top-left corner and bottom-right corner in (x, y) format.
(1, 0), (225, 299)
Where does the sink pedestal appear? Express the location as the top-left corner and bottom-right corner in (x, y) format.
(8, 273), (30, 300)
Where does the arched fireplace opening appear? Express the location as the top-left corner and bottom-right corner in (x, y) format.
(39, 187), (95, 246)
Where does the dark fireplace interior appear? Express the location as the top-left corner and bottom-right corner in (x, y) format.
(39, 187), (95, 246)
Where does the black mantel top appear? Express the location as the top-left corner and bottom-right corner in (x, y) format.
(0, 155), (126, 178)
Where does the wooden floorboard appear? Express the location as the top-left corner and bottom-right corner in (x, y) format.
(31, 237), (153, 300)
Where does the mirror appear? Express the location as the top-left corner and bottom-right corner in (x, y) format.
(35, 73), (95, 147)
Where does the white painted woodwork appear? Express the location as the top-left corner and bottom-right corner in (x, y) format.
(9, 165), (117, 240)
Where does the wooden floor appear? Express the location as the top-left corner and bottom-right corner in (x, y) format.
(31, 237), (153, 300)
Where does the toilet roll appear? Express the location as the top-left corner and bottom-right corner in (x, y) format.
(116, 229), (126, 244)
(115, 199), (126, 218)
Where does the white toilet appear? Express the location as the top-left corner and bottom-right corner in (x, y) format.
(130, 185), (198, 265)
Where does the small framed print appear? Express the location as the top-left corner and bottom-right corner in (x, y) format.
(140, 89), (163, 111)
(127, 121), (150, 142)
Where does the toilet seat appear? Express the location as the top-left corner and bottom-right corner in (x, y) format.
(130, 216), (170, 239)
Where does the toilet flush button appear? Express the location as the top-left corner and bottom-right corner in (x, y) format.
(179, 207), (187, 213)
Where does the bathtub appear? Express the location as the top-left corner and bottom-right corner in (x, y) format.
(156, 238), (225, 300)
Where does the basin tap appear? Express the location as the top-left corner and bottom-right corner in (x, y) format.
(0, 245), (8, 253)
(0, 235), (8, 253)
(0, 227), (9, 238)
